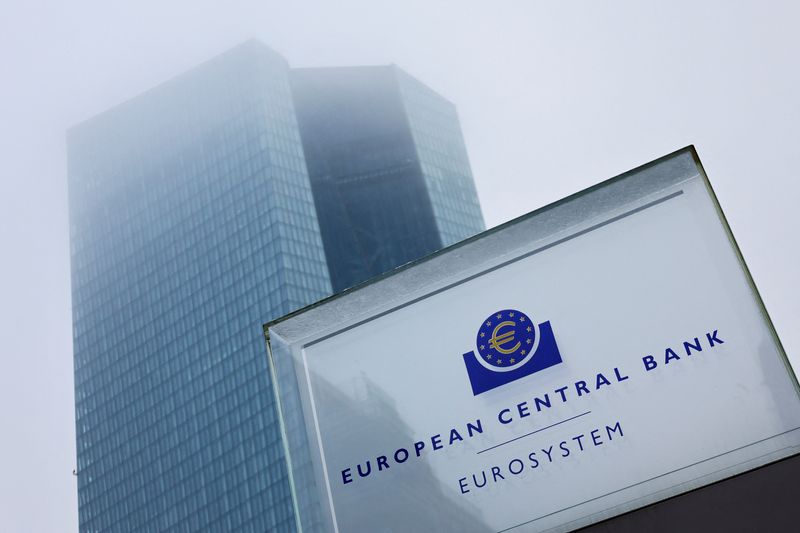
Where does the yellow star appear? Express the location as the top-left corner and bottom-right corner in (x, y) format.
(520, 316), (526, 322)
(480, 345), (485, 350)
(496, 358), (503, 364)
(510, 358), (516, 364)
(486, 354), (492, 360)
(526, 339), (532, 344)
(508, 312), (515, 317)
(480, 332), (485, 337)
(526, 326), (532, 332)
(521, 350), (527, 355)
(496, 313), (502, 319)
(486, 321), (491, 327)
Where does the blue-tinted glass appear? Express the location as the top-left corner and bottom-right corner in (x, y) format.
(396, 69), (485, 246)
(292, 66), (484, 292)
(69, 43), (484, 532)
(291, 66), (441, 292)
(69, 42), (329, 532)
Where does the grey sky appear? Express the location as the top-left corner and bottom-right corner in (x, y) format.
(1, 1), (798, 530)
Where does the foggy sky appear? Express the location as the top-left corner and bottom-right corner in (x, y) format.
(1, 1), (798, 531)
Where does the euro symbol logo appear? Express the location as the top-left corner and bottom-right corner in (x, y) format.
(476, 309), (538, 372)
(465, 309), (561, 394)
(489, 321), (521, 355)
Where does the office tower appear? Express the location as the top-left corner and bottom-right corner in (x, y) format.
(68, 41), (483, 531)
(291, 66), (485, 292)
(68, 42), (329, 531)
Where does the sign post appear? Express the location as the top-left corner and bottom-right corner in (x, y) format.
(265, 147), (799, 532)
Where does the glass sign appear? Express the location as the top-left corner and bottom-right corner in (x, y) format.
(265, 147), (800, 532)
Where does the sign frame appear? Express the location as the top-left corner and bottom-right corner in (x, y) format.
(264, 146), (798, 532)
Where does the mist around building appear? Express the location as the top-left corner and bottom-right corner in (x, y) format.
(68, 40), (484, 531)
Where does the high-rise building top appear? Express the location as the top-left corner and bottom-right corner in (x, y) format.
(69, 41), (330, 532)
(69, 40), (483, 531)
(291, 65), (484, 292)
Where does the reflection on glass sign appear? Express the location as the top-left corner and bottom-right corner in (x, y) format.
(266, 147), (800, 533)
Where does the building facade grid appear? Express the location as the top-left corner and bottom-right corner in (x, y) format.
(69, 41), (484, 532)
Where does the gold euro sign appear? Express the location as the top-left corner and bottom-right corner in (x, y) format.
(489, 321), (521, 355)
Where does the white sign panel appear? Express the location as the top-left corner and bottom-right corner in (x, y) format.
(266, 148), (800, 532)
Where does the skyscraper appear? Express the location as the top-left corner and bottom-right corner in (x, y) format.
(291, 66), (484, 292)
(68, 40), (483, 531)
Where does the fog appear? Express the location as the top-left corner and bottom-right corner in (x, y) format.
(1, 1), (798, 530)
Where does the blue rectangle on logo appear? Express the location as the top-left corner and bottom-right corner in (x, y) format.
(462, 321), (562, 395)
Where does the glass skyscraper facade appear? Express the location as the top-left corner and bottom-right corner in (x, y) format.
(291, 66), (484, 292)
(69, 41), (483, 531)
